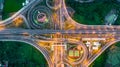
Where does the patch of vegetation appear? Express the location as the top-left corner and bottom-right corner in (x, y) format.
(0, 41), (48, 67)
(90, 42), (120, 67)
(66, 0), (120, 25)
(3, 0), (25, 19)
(90, 52), (107, 67)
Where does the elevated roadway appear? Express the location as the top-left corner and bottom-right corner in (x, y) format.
(0, 29), (119, 35)
(0, 0), (120, 67)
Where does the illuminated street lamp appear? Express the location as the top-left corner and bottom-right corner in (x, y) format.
(85, 41), (91, 47)
(22, 0), (31, 6)
(92, 42), (101, 50)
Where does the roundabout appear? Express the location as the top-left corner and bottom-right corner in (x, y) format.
(67, 44), (84, 61)
(64, 41), (88, 66)
(27, 6), (52, 29)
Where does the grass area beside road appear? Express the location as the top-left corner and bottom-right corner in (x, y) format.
(90, 42), (120, 67)
(66, 0), (120, 25)
(0, 41), (48, 67)
(3, 0), (25, 19)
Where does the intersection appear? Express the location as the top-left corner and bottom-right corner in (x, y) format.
(0, 0), (120, 67)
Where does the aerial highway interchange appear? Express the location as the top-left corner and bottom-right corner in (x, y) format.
(0, 0), (120, 67)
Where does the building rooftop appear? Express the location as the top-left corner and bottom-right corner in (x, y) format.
(105, 9), (118, 25)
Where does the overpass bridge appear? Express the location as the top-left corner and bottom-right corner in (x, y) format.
(0, 0), (120, 67)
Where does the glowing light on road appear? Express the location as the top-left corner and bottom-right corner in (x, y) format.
(13, 17), (23, 27)
(0, 26), (5, 31)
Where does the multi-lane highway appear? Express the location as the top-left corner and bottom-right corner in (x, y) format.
(0, 28), (119, 67)
(0, 0), (120, 67)
(0, 29), (119, 35)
